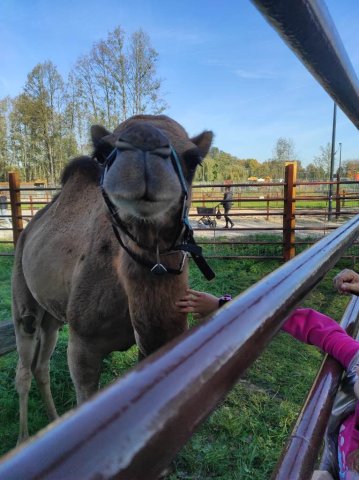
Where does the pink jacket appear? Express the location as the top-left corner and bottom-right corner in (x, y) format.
(283, 308), (359, 479)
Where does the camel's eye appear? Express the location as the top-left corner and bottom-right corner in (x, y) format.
(184, 148), (202, 172)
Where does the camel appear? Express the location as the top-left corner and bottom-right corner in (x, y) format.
(12, 114), (213, 443)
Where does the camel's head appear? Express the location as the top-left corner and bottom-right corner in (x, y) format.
(91, 115), (213, 223)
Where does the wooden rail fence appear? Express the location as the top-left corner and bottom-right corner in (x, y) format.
(1, 169), (358, 261)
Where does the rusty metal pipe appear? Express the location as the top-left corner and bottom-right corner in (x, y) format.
(251, 0), (359, 129)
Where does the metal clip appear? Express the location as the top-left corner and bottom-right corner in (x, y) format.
(151, 243), (167, 275)
(151, 263), (168, 275)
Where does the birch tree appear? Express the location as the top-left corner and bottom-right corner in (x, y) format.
(70, 26), (167, 133)
(0, 98), (10, 181)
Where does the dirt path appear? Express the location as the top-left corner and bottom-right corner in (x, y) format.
(0, 209), (350, 243)
(192, 208), (347, 239)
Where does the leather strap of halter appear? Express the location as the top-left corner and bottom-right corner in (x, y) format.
(172, 219), (215, 280)
(111, 224), (187, 275)
(101, 146), (215, 280)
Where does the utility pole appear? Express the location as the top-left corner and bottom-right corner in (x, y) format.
(328, 102), (337, 220)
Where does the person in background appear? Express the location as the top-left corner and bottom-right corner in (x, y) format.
(221, 185), (234, 228)
(175, 269), (359, 479)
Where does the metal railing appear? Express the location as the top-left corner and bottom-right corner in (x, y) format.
(0, 215), (358, 479)
(251, 0), (359, 129)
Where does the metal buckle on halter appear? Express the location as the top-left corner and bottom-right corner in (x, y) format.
(150, 263), (168, 275)
(150, 249), (187, 275)
(178, 250), (188, 272)
(151, 245), (168, 275)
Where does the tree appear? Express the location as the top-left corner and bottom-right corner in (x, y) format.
(305, 162), (326, 180)
(127, 29), (167, 116)
(8, 62), (78, 183)
(313, 142), (331, 178)
(195, 148), (256, 183)
(272, 137), (296, 162)
(0, 26), (166, 184)
(70, 26), (167, 135)
(8, 94), (41, 181)
(243, 158), (262, 178)
(0, 97), (10, 181)
(23, 61), (66, 183)
(269, 137), (297, 179)
(342, 159), (359, 179)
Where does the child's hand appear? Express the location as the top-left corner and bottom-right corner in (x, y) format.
(175, 289), (219, 319)
(333, 269), (359, 296)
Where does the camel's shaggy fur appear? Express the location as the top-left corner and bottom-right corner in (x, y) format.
(12, 114), (213, 442)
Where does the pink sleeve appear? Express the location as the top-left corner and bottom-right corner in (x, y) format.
(282, 308), (359, 368)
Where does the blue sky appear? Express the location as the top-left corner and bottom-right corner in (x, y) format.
(1, 0), (358, 166)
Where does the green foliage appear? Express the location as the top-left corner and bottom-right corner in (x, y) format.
(168, 257), (357, 479)
(1, 26), (166, 184)
(0, 250), (357, 478)
(0, 253), (13, 322)
(193, 138), (356, 184)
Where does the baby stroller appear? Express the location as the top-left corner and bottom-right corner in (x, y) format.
(196, 204), (221, 228)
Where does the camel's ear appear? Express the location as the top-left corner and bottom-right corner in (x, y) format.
(91, 125), (113, 164)
(190, 131), (213, 158)
(91, 125), (111, 146)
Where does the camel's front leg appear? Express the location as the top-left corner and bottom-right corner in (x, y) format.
(14, 310), (44, 444)
(67, 329), (103, 404)
(32, 313), (60, 422)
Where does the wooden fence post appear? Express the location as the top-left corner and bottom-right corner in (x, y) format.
(29, 195), (34, 216)
(9, 172), (23, 245)
(283, 163), (297, 261)
(335, 175), (341, 219)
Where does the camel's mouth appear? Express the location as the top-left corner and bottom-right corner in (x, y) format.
(108, 194), (176, 220)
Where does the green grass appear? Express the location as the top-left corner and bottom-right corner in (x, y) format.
(0, 239), (357, 478)
(0, 249), (13, 323)
(167, 256), (354, 480)
(199, 233), (359, 261)
(192, 197), (358, 210)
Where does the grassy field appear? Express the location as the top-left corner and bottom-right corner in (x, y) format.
(0, 254), (12, 323)
(0, 239), (357, 479)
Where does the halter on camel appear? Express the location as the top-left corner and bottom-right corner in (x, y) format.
(101, 146), (215, 280)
